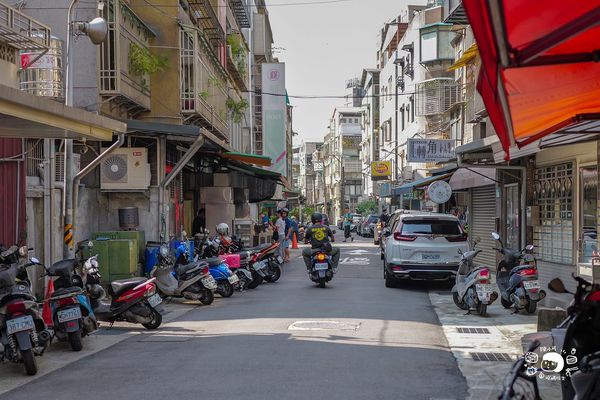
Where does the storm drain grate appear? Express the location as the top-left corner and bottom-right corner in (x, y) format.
(470, 352), (513, 362)
(456, 327), (490, 334)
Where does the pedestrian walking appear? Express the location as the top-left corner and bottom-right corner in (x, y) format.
(342, 206), (354, 242)
(275, 208), (291, 262)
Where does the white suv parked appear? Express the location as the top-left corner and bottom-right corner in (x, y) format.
(382, 213), (469, 287)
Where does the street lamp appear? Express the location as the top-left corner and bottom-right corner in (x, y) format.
(63, 0), (108, 258)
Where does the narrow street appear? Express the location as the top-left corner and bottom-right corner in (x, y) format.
(1, 233), (467, 400)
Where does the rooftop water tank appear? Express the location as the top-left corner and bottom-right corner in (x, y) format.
(19, 36), (64, 101)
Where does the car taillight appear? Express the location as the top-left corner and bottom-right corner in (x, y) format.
(316, 253), (327, 261)
(58, 297), (76, 307)
(7, 301), (26, 315)
(394, 233), (416, 241)
(446, 233), (468, 242)
(392, 266), (404, 271)
(519, 268), (537, 276)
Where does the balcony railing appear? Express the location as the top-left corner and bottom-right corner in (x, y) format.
(229, 0), (250, 28)
(187, 0), (225, 48)
(226, 34), (248, 90)
(0, 1), (50, 51)
(180, 28), (229, 141)
(99, 0), (154, 116)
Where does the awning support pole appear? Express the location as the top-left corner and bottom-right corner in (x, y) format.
(71, 134), (125, 248)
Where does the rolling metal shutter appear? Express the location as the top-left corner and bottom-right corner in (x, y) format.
(470, 185), (497, 269)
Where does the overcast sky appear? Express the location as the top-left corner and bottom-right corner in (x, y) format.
(264, 0), (426, 145)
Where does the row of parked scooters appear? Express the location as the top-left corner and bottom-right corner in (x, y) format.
(452, 232), (546, 317)
(0, 227), (284, 376)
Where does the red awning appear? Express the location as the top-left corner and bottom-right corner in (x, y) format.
(463, 0), (600, 159)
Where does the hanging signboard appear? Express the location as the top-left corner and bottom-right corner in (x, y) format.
(427, 180), (453, 204)
(371, 161), (392, 181)
(262, 63), (287, 176)
(313, 162), (324, 172)
(407, 139), (455, 163)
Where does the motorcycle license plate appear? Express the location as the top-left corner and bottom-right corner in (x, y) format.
(314, 263), (329, 271)
(228, 275), (239, 284)
(475, 284), (493, 293)
(147, 293), (162, 308)
(254, 261), (266, 270)
(202, 276), (218, 290)
(57, 307), (82, 323)
(523, 280), (540, 290)
(6, 315), (34, 335)
(276, 256), (284, 264)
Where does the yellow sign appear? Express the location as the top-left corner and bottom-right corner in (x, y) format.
(371, 161), (391, 180)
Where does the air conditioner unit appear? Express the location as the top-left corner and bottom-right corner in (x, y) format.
(55, 153), (80, 183)
(402, 166), (413, 180)
(100, 147), (151, 190)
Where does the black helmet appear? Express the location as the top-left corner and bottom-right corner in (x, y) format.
(311, 212), (323, 224)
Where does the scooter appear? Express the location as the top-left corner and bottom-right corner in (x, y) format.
(0, 246), (52, 375)
(248, 242), (283, 284)
(452, 240), (498, 317)
(197, 233), (253, 291)
(79, 248), (164, 330)
(309, 249), (334, 288)
(492, 232), (546, 313)
(42, 257), (97, 351)
(151, 243), (217, 305)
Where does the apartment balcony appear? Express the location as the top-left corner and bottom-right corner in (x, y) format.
(226, 34), (249, 90)
(443, 0), (468, 25)
(180, 28), (229, 141)
(187, 0), (225, 49)
(0, 2), (50, 51)
(415, 78), (460, 116)
(98, 0), (153, 116)
(229, 0), (250, 28)
(343, 159), (362, 174)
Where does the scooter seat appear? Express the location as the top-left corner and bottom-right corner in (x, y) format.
(202, 257), (224, 267)
(51, 286), (83, 299)
(47, 259), (77, 277)
(176, 261), (207, 276)
(109, 278), (147, 297)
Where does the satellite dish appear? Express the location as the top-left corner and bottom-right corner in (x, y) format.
(427, 180), (452, 204)
(81, 17), (108, 45)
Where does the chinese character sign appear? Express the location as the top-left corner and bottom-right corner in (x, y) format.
(262, 63), (287, 176)
(407, 139), (455, 163)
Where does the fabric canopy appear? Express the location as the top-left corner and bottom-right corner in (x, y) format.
(448, 43), (478, 71)
(462, 0), (600, 159)
(221, 151), (272, 167)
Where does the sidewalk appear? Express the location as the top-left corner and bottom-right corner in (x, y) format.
(0, 302), (200, 395)
(429, 292), (562, 399)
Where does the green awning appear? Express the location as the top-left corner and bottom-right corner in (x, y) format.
(227, 161), (281, 179)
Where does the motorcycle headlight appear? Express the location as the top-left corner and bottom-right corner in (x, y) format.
(160, 244), (169, 257)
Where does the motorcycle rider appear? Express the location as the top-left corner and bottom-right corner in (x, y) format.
(379, 207), (390, 226)
(303, 213), (340, 273)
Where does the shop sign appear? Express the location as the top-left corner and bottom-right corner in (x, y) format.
(407, 139), (455, 163)
(371, 161), (391, 180)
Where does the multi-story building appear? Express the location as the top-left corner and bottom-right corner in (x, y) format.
(298, 141), (323, 206)
(291, 146), (301, 191)
(360, 68), (381, 200)
(377, 4), (458, 210)
(323, 107), (364, 221)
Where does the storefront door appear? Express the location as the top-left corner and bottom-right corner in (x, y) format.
(578, 166), (597, 279)
(504, 184), (520, 250)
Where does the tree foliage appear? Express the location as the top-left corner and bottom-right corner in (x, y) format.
(356, 200), (377, 215)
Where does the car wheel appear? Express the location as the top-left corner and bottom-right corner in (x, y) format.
(384, 269), (396, 288)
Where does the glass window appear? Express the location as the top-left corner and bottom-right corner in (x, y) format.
(420, 24), (455, 63)
(399, 219), (462, 235)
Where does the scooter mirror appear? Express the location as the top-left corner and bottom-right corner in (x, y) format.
(525, 244), (535, 252)
(491, 232), (501, 241)
(30, 257), (40, 265)
(548, 278), (568, 293)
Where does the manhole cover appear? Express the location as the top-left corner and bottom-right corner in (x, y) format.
(470, 352), (513, 362)
(288, 320), (361, 331)
(457, 327), (491, 334)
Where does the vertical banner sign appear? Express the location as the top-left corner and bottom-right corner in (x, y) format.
(262, 63), (287, 176)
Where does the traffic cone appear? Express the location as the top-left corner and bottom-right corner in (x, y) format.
(42, 278), (55, 327)
(292, 232), (299, 249)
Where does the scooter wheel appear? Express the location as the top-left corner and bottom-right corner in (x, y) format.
(68, 331), (83, 352)
(200, 289), (214, 305)
(318, 278), (326, 288)
(501, 297), (512, 309)
(21, 349), (38, 376)
(142, 308), (162, 330)
(218, 281), (234, 298)
(264, 265), (282, 283)
(526, 300), (537, 314)
(453, 292), (469, 310)
(477, 303), (488, 317)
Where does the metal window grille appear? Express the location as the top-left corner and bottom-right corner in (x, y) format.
(533, 163), (574, 264)
(180, 29), (196, 112)
(415, 78), (459, 116)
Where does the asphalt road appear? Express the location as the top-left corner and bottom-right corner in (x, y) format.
(1, 231), (467, 400)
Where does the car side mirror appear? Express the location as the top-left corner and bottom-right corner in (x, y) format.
(383, 228), (391, 237)
(548, 278), (569, 294)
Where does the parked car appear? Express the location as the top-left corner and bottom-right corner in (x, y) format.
(358, 215), (379, 237)
(382, 213), (469, 287)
